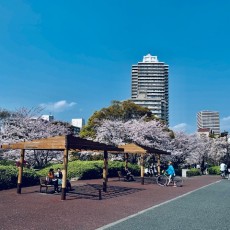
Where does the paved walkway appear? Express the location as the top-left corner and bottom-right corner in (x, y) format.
(99, 179), (230, 230)
(0, 175), (221, 230)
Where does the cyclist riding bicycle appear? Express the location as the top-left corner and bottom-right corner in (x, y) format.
(166, 161), (176, 187)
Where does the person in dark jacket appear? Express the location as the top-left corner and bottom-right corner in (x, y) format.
(125, 168), (135, 181)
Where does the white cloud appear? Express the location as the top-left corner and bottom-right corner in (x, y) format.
(170, 123), (188, 132)
(40, 100), (77, 112)
(222, 116), (230, 121)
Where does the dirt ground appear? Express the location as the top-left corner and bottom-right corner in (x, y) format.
(0, 175), (220, 230)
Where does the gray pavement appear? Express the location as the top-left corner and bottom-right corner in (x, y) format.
(98, 180), (230, 230)
(0, 176), (223, 230)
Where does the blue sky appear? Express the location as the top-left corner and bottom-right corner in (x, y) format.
(0, 0), (230, 134)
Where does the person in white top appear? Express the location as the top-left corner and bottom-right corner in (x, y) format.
(220, 162), (226, 178)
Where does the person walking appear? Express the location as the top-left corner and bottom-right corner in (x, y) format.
(220, 162), (226, 178)
(204, 162), (208, 175)
(226, 163), (230, 180)
(201, 160), (205, 175)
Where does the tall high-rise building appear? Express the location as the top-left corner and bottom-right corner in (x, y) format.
(130, 54), (169, 125)
(197, 111), (220, 135)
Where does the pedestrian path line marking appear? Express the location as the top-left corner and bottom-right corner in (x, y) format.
(96, 180), (221, 230)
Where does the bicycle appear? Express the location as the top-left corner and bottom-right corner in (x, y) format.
(156, 173), (183, 187)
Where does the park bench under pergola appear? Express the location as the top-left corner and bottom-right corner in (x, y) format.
(118, 143), (171, 184)
(0, 134), (124, 200)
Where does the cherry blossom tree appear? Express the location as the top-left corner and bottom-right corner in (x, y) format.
(94, 117), (172, 164)
(95, 117), (171, 149)
(167, 131), (193, 167)
(0, 107), (71, 168)
(94, 118), (230, 167)
(209, 137), (229, 165)
(184, 134), (212, 165)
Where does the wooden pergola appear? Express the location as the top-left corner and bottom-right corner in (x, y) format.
(0, 134), (124, 200)
(118, 143), (171, 184)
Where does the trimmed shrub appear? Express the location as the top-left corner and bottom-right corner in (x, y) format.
(0, 166), (18, 189)
(0, 160), (141, 190)
(208, 166), (221, 175)
(0, 160), (16, 166)
(37, 160), (141, 180)
(0, 166), (40, 190)
(22, 169), (40, 186)
(186, 168), (201, 177)
(37, 161), (102, 179)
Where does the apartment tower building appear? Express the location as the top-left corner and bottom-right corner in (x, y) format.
(130, 54), (169, 125)
(197, 111), (220, 135)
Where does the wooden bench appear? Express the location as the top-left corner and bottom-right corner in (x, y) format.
(117, 171), (126, 181)
(39, 177), (54, 193)
(40, 177), (73, 193)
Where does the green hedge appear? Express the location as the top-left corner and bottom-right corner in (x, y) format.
(208, 166), (221, 175)
(0, 165), (40, 190)
(186, 168), (201, 177)
(0, 160), (140, 190)
(0, 160), (16, 166)
(184, 166), (221, 177)
(0, 166), (18, 189)
(38, 160), (140, 179)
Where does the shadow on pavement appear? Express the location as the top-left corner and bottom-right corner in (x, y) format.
(37, 183), (145, 200)
(111, 176), (158, 185)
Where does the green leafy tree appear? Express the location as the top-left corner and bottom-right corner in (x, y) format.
(80, 100), (159, 139)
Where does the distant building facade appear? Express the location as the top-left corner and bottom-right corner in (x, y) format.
(71, 118), (85, 129)
(197, 111), (220, 135)
(41, 115), (54, 122)
(130, 54), (169, 125)
(197, 128), (213, 138)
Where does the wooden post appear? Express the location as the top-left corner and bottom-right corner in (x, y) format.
(61, 149), (68, 200)
(140, 153), (144, 185)
(157, 154), (161, 175)
(103, 150), (108, 192)
(17, 149), (25, 194)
